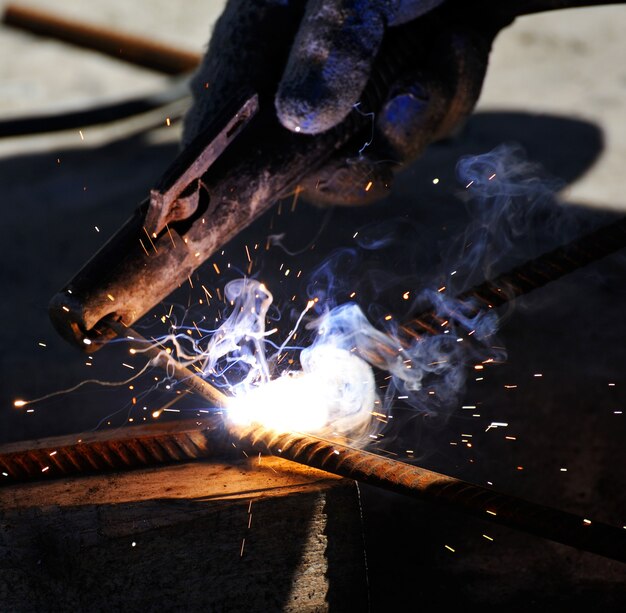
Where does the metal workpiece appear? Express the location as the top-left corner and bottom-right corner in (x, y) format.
(1, 333), (228, 482)
(3, 414), (625, 565)
(0, 418), (225, 483)
(403, 214), (626, 338)
(4, 322), (625, 564)
(3, 324), (624, 563)
(232, 423), (626, 565)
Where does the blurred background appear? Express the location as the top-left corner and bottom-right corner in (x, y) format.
(1, 1), (625, 609)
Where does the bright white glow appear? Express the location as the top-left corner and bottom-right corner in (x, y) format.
(193, 271), (499, 446)
(228, 346), (375, 437)
(228, 372), (329, 433)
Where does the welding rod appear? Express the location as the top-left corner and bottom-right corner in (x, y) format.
(106, 319), (228, 408)
(3, 325), (625, 564)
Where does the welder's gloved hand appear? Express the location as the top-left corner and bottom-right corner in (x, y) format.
(183, 0), (515, 206)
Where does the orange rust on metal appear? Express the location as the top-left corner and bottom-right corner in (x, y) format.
(404, 216), (626, 341)
(5, 212), (626, 554)
(2, 4), (201, 75)
(232, 424), (626, 564)
(0, 418), (224, 483)
(3, 417), (626, 563)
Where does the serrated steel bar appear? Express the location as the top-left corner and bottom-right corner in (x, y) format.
(3, 327), (626, 566)
(0, 418), (224, 483)
(231, 423), (626, 564)
(3, 413), (625, 564)
(403, 215), (626, 338)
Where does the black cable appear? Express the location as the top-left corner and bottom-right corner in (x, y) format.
(0, 77), (191, 138)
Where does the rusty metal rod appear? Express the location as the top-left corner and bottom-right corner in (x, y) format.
(403, 214), (626, 338)
(0, 418), (224, 482)
(232, 423), (626, 564)
(1, 324), (228, 481)
(2, 411), (625, 563)
(2, 326), (625, 564)
(2, 4), (201, 75)
(106, 319), (228, 408)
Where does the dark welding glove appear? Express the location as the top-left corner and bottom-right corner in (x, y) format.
(183, 0), (516, 206)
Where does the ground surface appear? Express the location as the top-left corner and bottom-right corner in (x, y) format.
(1, 1), (625, 611)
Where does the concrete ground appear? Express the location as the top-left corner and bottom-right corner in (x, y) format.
(1, 1), (625, 610)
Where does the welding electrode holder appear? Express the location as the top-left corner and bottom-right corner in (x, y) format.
(47, 0), (621, 352)
(48, 91), (263, 351)
(47, 14), (443, 352)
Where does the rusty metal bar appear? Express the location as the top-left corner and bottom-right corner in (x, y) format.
(2, 414), (625, 564)
(231, 423), (626, 564)
(2, 323), (625, 563)
(2, 4), (201, 75)
(0, 418), (224, 482)
(0, 324), (228, 482)
(403, 215), (626, 338)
